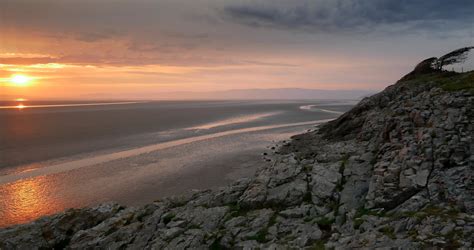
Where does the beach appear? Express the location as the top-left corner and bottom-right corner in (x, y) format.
(0, 100), (353, 227)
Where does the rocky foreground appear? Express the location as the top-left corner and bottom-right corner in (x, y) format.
(1, 64), (473, 249)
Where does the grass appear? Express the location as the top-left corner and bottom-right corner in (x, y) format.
(246, 214), (277, 243)
(310, 240), (326, 250)
(227, 203), (253, 217)
(354, 206), (385, 218)
(316, 216), (335, 226)
(209, 238), (224, 250)
(304, 216), (314, 223)
(247, 228), (269, 243)
(328, 200), (340, 217)
(416, 228), (464, 248)
(303, 191), (313, 203)
(353, 206), (386, 230)
(400, 71), (474, 94)
(443, 230), (463, 248)
(243, 212), (278, 243)
(353, 218), (364, 230)
(378, 226), (396, 239)
(336, 156), (349, 192)
(408, 229), (418, 239)
(304, 164), (314, 172)
(439, 71), (474, 92)
(385, 204), (461, 223)
(316, 217), (335, 227)
(162, 213), (175, 224)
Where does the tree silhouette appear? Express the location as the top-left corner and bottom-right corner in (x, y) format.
(435, 46), (474, 70)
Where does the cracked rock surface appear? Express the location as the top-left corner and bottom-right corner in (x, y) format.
(1, 70), (473, 249)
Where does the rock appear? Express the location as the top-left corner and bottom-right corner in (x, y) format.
(166, 229), (206, 249)
(310, 164), (341, 201)
(1, 53), (473, 249)
(440, 222), (455, 236)
(0, 203), (122, 249)
(292, 223), (323, 247)
(238, 183), (267, 208)
(279, 204), (314, 218)
(68, 207), (139, 248)
(266, 176), (307, 206)
(174, 206), (229, 231)
(415, 169), (430, 186)
(162, 227), (185, 240)
(234, 240), (260, 249)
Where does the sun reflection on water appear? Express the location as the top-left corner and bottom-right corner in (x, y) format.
(0, 177), (60, 228)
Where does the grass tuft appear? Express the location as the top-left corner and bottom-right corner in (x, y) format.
(378, 226), (396, 239)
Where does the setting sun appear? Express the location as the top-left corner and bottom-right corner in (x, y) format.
(10, 74), (32, 87)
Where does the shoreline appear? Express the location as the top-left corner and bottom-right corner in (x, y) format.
(0, 100), (351, 171)
(0, 121), (326, 228)
(0, 119), (332, 185)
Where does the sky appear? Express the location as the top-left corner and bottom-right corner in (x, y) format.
(1, 0), (473, 100)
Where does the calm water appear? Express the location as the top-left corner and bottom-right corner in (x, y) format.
(0, 99), (354, 227)
(0, 100), (352, 173)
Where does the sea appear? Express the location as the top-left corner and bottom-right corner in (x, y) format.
(0, 99), (355, 227)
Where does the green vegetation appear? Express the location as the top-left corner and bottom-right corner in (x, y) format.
(162, 213), (175, 224)
(443, 230), (463, 249)
(408, 229), (418, 239)
(247, 214), (277, 243)
(353, 206), (386, 229)
(247, 228), (269, 243)
(209, 237), (224, 250)
(310, 240), (326, 250)
(303, 191), (313, 203)
(304, 216), (314, 223)
(336, 156), (349, 192)
(304, 164), (314, 172)
(385, 204), (461, 223)
(316, 217), (335, 227)
(400, 71), (474, 93)
(441, 76), (474, 91)
(354, 206), (385, 218)
(438, 71), (474, 92)
(134, 211), (149, 222)
(353, 218), (364, 230)
(378, 226), (396, 239)
(228, 203), (250, 217)
(247, 213), (277, 243)
(328, 200), (340, 217)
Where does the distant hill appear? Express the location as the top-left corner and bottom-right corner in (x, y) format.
(0, 88), (375, 102)
(156, 88), (375, 100)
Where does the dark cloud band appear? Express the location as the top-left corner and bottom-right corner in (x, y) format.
(223, 0), (474, 33)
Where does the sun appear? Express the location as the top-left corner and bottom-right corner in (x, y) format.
(10, 74), (32, 87)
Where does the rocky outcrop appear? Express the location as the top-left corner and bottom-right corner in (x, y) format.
(1, 62), (473, 249)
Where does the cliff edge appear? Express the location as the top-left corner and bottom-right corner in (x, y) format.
(1, 53), (473, 249)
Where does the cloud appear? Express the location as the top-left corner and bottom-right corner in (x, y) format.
(0, 56), (58, 65)
(75, 30), (122, 43)
(222, 0), (474, 33)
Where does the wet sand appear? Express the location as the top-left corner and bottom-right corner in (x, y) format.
(0, 122), (326, 228)
(0, 119), (332, 185)
(0, 101), (354, 228)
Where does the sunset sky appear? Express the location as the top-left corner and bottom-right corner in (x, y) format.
(1, 0), (473, 100)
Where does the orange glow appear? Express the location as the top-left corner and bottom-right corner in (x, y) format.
(16, 104), (26, 109)
(0, 177), (60, 227)
(15, 98), (27, 102)
(10, 74), (33, 87)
